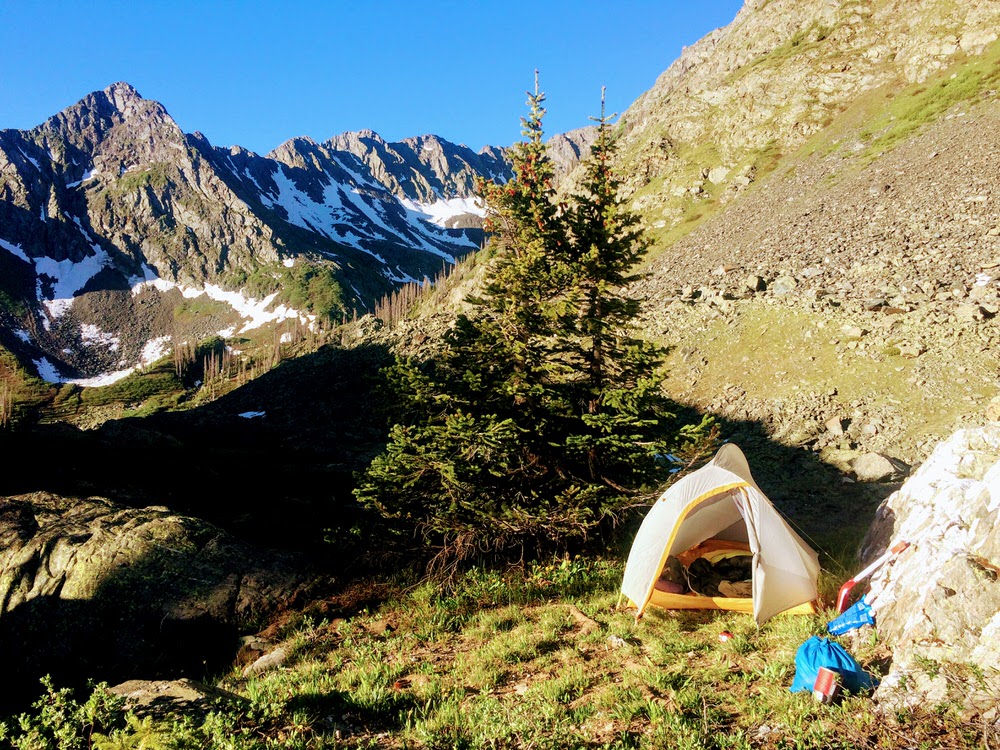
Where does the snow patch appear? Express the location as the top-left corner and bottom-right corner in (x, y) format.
(66, 368), (138, 387)
(268, 166), (349, 245)
(130, 267), (314, 334)
(35, 335), (174, 387)
(66, 167), (96, 188)
(266, 163), (470, 263)
(385, 267), (420, 284)
(33, 357), (63, 383)
(35, 246), (113, 318)
(80, 323), (120, 351)
(399, 196), (486, 227)
(18, 147), (40, 170)
(239, 411), (266, 419)
(141, 336), (172, 365)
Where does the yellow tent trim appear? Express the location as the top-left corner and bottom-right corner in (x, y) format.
(647, 588), (817, 616)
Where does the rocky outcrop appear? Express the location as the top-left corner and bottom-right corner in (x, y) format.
(618, 0), (1000, 199)
(109, 678), (247, 719)
(861, 423), (1000, 718)
(0, 491), (316, 706)
(545, 126), (599, 188)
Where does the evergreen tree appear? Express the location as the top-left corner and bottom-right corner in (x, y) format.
(557, 89), (681, 492)
(354, 78), (713, 569)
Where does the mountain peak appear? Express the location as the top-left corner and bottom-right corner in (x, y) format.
(350, 129), (385, 143)
(104, 81), (142, 101)
(31, 79), (182, 163)
(41, 80), (166, 132)
(96, 81), (160, 120)
(266, 135), (322, 161)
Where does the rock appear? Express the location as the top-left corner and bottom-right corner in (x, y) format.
(708, 166), (730, 184)
(109, 678), (246, 719)
(955, 303), (986, 321)
(606, 635), (628, 649)
(841, 324), (866, 338)
(987, 397), (1000, 422)
(863, 425), (1000, 718)
(236, 635), (277, 669)
(825, 416), (846, 436)
(959, 28), (999, 54)
(969, 284), (998, 302)
(771, 275), (797, 294)
(242, 646), (289, 677)
(897, 343), (925, 358)
(745, 275), (766, 292)
(852, 453), (909, 481)
(0, 492), (316, 707)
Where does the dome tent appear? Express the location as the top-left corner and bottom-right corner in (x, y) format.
(620, 443), (820, 625)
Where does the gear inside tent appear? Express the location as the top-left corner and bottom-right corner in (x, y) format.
(620, 444), (820, 625)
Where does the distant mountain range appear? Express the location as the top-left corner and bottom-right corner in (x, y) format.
(0, 82), (595, 383)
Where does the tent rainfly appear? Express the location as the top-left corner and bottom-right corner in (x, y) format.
(620, 443), (820, 625)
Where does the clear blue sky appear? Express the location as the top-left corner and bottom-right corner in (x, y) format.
(0, 1), (744, 155)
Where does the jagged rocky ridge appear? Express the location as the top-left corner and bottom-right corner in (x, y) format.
(0, 85), (600, 381)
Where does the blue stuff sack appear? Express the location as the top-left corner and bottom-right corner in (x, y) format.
(827, 597), (876, 636)
(789, 636), (877, 694)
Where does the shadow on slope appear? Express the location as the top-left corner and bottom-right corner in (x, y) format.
(0, 343), (396, 566)
(654, 402), (900, 580)
(0, 543), (255, 715)
(0, 334), (897, 587)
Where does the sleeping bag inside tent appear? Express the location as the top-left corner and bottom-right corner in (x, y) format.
(620, 444), (820, 625)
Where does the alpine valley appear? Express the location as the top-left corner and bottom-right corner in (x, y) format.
(1, 0), (1000, 746)
(0, 80), (598, 385)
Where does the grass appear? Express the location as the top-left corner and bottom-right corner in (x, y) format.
(0, 347), (53, 429)
(172, 294), (239, 324)
(654, 300), (997, 466)
(3, 553), (992, 749)
(110, 162), (174, 194)
(860, 37), (1000, 158)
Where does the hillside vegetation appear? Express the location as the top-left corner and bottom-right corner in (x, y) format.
(5, 560), (993, 749)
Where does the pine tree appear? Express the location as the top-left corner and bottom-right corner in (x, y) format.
(557, 88), (681, 492)
(473, 70), (568, 414)
(354, 79), (713, 569)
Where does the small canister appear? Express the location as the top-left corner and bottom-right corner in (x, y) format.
(812, 666), (841, 703)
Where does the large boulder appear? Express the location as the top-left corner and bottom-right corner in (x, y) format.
(860, 424), (1000, 718)
(0, 492), (317, 708)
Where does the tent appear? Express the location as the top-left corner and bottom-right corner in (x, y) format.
(620, 443), (820, 625)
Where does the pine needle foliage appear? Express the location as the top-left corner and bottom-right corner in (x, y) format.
(354, 76), (713, 570)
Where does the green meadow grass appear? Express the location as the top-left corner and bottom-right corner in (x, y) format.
(4, 555), (990, 749)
